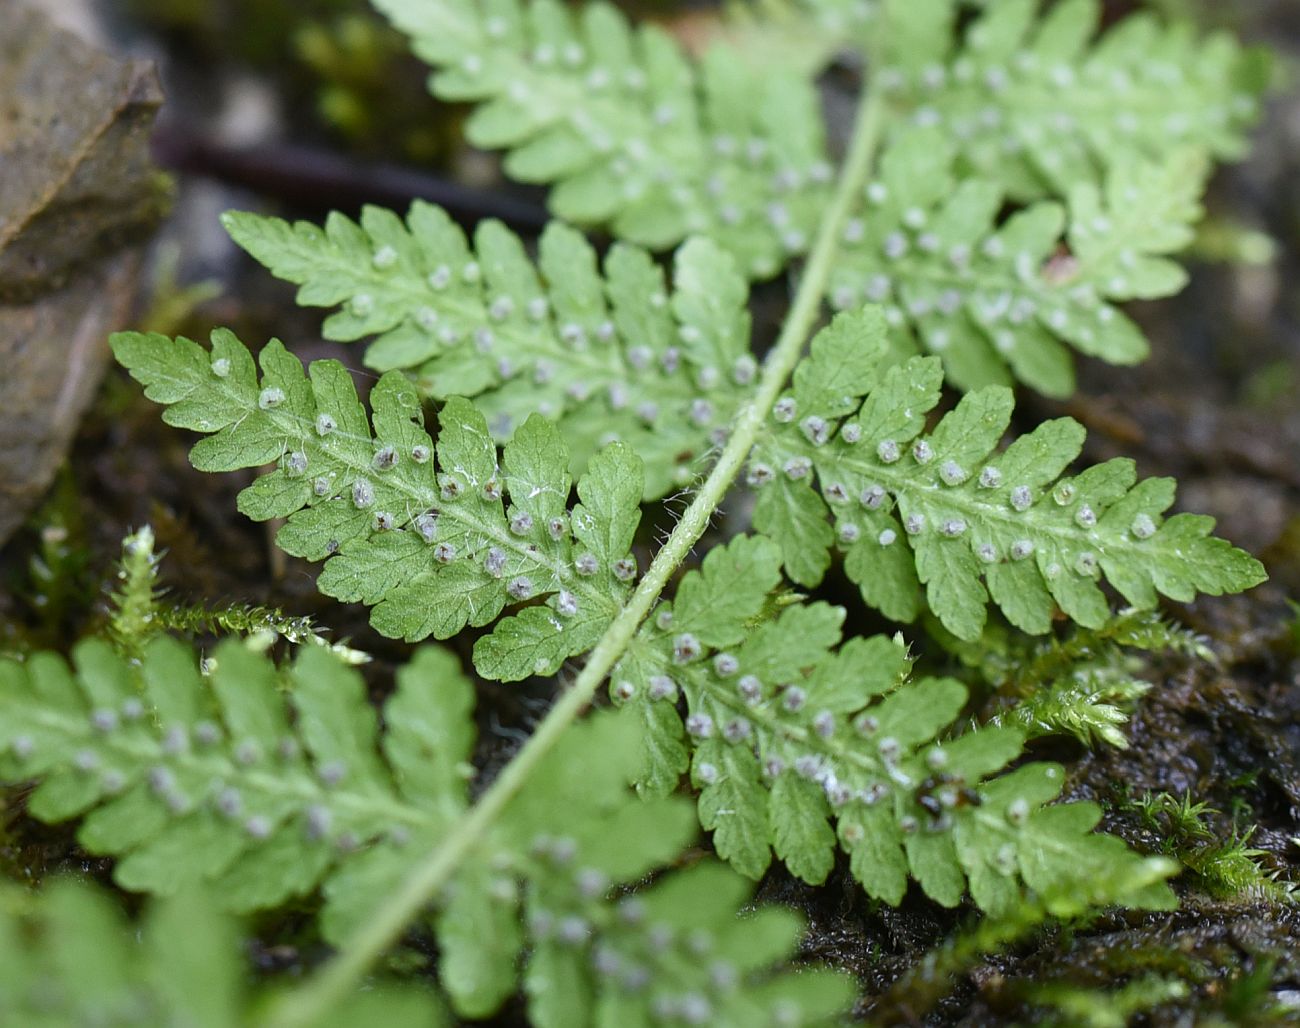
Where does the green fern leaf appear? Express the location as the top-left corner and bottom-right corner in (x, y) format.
(110, 329), (644, 677)
(0, 638), (854, 1026)
(613, 534), (1178, 914)
(224, 207), (753, 497)
(374, 0), (832, 278)
(0, 638), (475, 927)
(749, 309), (1267, 641)
(0, 882), (444, 1027)
(878, 0), (1267, 201)
(829, 130), (1208, 395)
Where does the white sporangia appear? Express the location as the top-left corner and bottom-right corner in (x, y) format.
(648, 675), (677, 701)
(722, 718), (752, 743)
(555, 591), (579, 616)
(736, 675), (763, 704)
(371, 446), (398, 472)
(712, 653), (739, 676)
(939, 461), (966, 486)
(258, 387), (285, 410)
(434, 542), (457, 564)
(672, 633), (702, 664)
(782, 457), (812, 481)
(483, 546), (507, 576)
(940, 518), (967, 538)
(351, 479), (375, 509)
(1131, 513), (1157, 539)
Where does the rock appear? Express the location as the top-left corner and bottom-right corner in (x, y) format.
(0, 2), (167, 544)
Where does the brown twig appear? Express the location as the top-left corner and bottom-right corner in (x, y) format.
(150, 126), (552, 233)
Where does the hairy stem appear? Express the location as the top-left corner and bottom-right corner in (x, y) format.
(264, 83), (887, 1028)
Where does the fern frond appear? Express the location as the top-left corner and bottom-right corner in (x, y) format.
(612, 534), (1177, 914)
(110, 330), (644, 680)
(0, 639), (854, 1025)
(878, 0), (1267, 201)
(373, 0), (832, 277)
(0, 882), (442, 1027)
(223, 207), (752, 498)
(869, 848), (1177, 1021)
(829, 130), (1207, 396)
(748, 309), (1266, 642)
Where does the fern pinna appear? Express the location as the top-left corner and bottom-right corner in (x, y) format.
(748, 309), (1264, 642)
(112, 307), (1262, 665)
(223, 210), (752, 499)
(12, 0), (1277, 1021)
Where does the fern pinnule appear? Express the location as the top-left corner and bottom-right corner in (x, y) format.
(749, 309), (1267, 642)
(431, 710), (855, 1025)
(224, 206), (752, 498)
